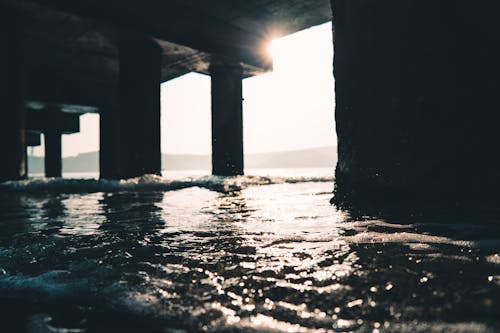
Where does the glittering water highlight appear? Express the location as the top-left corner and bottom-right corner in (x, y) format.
(0, 174), (499, 332)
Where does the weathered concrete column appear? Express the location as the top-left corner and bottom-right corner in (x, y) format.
(99, 106), (121, 179)
(25, 131), (41, 177)
(44, 130), (62, 178)
(331, 0), (500, 207)
(0, 11), (26, 182)
(117, 35), (162, 179)
(210, 59), (244, 176)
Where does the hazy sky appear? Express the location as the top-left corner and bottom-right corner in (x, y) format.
(32, 22), (335, 157)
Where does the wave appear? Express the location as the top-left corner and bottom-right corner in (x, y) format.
(0, 174), (334, 194)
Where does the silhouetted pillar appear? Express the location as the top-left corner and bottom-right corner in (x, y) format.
(210, 59), (244, 176)
(118, 35), (161, 179)
(331, 0), (500, 207)
(99, 106), (121, 179)
(25, 131), (41, 177)
(0, 11), (26, 182)
(44, 130), (62, 178)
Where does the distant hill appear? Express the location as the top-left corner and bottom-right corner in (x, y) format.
(28, 146), (337, 174)
(28, 151), (99, 174)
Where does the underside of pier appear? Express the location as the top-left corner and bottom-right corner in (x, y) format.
(1, 0), (500, 207)
(0, 0), (332, 180)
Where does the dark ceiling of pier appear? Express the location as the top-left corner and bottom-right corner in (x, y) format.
(3, 0), (332, 110)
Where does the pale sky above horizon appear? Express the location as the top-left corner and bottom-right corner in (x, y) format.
(32, 22), (335, 158)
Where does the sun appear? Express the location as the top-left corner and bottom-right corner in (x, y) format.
(267, 40), (279, 59)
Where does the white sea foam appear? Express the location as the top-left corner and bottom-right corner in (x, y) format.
(0, 174), (334, 194)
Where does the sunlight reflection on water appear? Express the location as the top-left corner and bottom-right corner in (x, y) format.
(0, 182), (499, 332)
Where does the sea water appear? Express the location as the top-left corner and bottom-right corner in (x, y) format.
(0, 168), (499, 332)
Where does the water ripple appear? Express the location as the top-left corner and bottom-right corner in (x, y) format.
(0, 183), (499, 332)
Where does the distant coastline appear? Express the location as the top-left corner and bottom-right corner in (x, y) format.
(28, 146), (337, 174)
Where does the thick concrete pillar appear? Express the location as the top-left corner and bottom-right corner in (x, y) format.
(25, 131), (41, 177)
(44, 130), (62, 178)
(0, 10), (26, 182)
(117, 35), (161, 179)
(331, 0), (500, 207)
(210, 59), (244, 176)
(99, 106), (121, 179)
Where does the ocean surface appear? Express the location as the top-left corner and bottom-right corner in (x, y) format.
(1, 168), (500, 332)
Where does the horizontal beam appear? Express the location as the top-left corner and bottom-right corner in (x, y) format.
(26, 131), (41, 146)
(26, 109), (80, 134)
(25, 101), (99, 114)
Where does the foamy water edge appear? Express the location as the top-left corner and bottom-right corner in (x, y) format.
(0, 174), (334, 194)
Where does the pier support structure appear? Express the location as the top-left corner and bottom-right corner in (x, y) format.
(99, 106), (121, 179)
(331, 0), (500, 206)
(25, 108), (80, 178)
(106, 35), (161, 179)
(0, 12), (26, 182)
(210, 59), (244, 176)
(44, 129), (62, 178)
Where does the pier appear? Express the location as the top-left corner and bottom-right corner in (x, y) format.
(2, 3), (500, 330)
(1, 0), (500, 204)
(0, 0), (331, 181)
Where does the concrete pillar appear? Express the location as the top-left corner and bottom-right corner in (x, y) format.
(99, 106), (121, 179)
(331, 0), (500, 207)
(117, 35), (161, 179)
(210, 59), (244, 176)
(44, 130), (62, 178)
(0, 10), (26, 182)
(25, 131), (41, 177)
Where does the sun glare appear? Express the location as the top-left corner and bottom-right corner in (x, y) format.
(267, 40), (279, 59)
